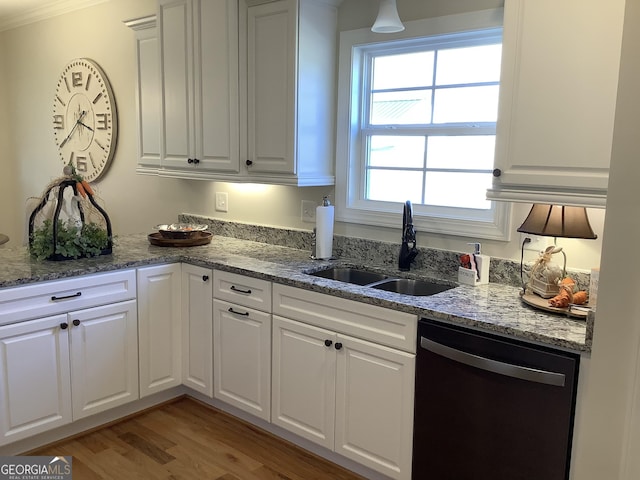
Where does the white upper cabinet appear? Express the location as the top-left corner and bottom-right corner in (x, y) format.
(241, 0), (338, 186)
(125, 16), (161, 173)
(488, 0), (625, 207)
(158, 0), (240, 177)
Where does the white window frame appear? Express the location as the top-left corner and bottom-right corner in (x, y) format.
(335, 8), (512, 241)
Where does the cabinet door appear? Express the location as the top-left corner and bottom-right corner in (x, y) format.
(137, 265), (182, 397)
(0, 315), (72, 446)
(335, 334), (415, 480)
(69, 300), (139, 420)
(271, 315), (336, 449)
(213, 299), (271, 420)
(158, 0), (194, 168)
(246, 0), (295, 175)
(159, 0), (239, 174)
(181, 264), (213, 397)
(195, 0), (239, 172)
(488, 0), (625, 206)
(127, 16), (161, 173)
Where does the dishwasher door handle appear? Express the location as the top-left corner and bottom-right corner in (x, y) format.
(420, 337), (566, 387)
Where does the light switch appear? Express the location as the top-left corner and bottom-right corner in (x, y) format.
(215, 192), (228, 212)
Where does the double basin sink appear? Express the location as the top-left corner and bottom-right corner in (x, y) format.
(308, 267), (453, 297)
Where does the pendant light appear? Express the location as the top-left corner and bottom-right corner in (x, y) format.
(371, 0), (405, 33)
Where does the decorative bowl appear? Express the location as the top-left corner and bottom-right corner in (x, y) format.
(154, 223), (208, 239)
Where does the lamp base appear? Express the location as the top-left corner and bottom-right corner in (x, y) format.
(530, 277), (560, 298)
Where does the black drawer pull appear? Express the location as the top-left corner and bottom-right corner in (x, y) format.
(51, 292), (82, 301)
(202, 275), (209, 282)
(230, 285), (252, 295)
(60, 322), (68, 330)
(228, 307), (249, 316)
(73, 319), (81, 326)
(335, 342), (343, 350)
(492, 168), (502, 177)
(324, 339), (333, 347)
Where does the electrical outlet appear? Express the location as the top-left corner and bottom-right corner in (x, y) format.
(301, 200), (316, 223)
(521, 233), (545, 252)
(215, 192), (228, 212)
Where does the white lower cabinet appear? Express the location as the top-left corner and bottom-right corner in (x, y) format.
(137, 264), (182, 397)
(334, 333), (415, 479)
(272, 299), (416, 480)
(181, 264), (213, 397)
(0, 314), (71, 445)
(212, 270), (272, 420)
(68, 301), (139, 420)
(0, 300), (139, 446)
(213, 299), (271, 420)
(0, 265), (417, 479)
(272, 316), (336, 448)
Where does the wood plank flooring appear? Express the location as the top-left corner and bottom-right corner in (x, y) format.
(29, 397), (366, 480)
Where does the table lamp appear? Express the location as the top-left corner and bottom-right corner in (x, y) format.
(517, 204), (597, 298)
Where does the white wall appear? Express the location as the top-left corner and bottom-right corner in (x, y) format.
(0, 0), (196, 244)
(0, 29), (16, 243)
(0, 0), (604, 272)
(570, 0), (640, 478)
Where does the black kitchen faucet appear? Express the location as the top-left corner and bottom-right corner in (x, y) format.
(398, 200), (419, 271)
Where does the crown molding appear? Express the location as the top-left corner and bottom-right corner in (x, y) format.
(0, 0), (108, 32)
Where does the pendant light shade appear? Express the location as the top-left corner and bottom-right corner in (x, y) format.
(371, 0), (405, 33)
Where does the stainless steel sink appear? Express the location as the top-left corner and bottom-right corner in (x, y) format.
(308, 267), (388, 286)
(370, 278), (453, 296)
(308, 267), (453, 296)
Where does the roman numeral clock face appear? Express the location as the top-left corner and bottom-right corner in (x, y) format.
(53, 58), (118, 182)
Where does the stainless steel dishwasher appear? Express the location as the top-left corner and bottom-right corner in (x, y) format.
(413, 318), (580, 480)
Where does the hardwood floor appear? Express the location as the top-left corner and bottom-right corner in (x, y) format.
(29, 397), (366, 480)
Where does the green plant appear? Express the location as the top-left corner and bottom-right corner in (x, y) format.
(30, 219), (110, 261)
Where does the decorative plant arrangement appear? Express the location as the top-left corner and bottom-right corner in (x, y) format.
(28, 165), (113, 261)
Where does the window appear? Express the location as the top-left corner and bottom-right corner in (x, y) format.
(335, 10), (512, 240)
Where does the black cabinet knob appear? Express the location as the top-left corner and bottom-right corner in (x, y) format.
(335, 342), (343, 350)
(187, 158), (194, 164)
(492, 168), (502, 177)
(60, 322), (68, 330)
(193, 158), (200, 165)
(72, 319), (80, 326)
(246, 159), (253, 166)
(202, 275), (209, 282)
(324, 339), (333, 347)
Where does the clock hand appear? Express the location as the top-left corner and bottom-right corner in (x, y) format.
(59, 110), (87, 148)
(78, 121), (94, 132)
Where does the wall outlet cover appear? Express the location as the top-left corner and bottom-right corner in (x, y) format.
(301, 200), (316, 223)
(521, 233), (545, 252)
(215, 192), (228, 212)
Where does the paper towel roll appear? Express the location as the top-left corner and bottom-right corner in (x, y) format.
(316, 204), (334, 259)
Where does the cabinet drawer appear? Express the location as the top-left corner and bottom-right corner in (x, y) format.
(213, 271), (271, 312)
(273, 284), (417, 353)
(0, 270), (136, 325)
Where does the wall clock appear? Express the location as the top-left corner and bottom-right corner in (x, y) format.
(53, 58), (118, 182)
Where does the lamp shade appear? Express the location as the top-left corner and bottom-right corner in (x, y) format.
(371, 0), (405, 33)
(517, 204), (598, 239)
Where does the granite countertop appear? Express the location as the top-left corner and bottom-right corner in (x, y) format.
(0, 233), (591, 352)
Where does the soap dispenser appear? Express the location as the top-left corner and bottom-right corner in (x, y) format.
(458, 242), (489, 286)
(470, 243), (489, 285)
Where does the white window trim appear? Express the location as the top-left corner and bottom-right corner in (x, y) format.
(335, 8), (512, 241)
